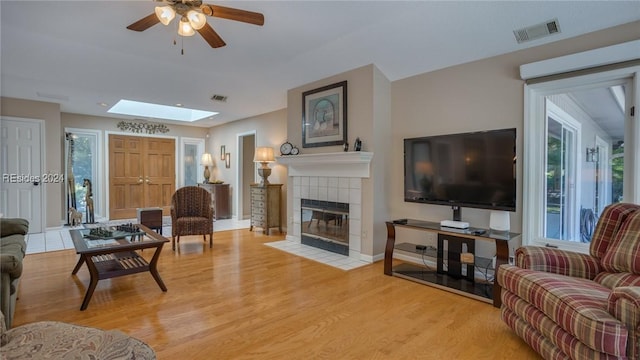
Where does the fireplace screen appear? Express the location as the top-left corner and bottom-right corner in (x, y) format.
(301, 199), (349, 255)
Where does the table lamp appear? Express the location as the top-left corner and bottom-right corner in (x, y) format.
(254, 147), (275, 185)
(200, 153), (213, 183)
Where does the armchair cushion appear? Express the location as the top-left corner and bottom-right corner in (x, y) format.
(515, 246), (601, 280)
(499, 265), (628, 357)
(600, 211), (640, 274)
(590, 203), (640, 259)
(595, 272), (640, 289)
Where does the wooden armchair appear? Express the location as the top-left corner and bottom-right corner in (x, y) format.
(170, 186), (214, 251)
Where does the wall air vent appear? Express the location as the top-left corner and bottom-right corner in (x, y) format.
(211, 94), (228, 102)
(513, 18), (561, 44)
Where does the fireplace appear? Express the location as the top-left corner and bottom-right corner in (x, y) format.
(301, 199), (349, 255)
(276, 151), (373, 262)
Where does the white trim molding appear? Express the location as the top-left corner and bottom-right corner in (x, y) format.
(520, 40), (640, 80)
(276, 152), (373, 178)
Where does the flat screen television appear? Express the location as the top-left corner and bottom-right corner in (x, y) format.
(404, 128), (516, 217)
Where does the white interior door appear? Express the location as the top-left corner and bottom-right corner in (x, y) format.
(0, 118), (43, 233)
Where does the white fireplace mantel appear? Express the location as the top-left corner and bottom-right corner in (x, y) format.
(276, 152), (373, 178)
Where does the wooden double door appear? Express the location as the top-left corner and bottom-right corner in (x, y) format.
(109, 135), (175, 219)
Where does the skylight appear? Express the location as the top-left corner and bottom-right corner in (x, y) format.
(108, 99), (218, 122)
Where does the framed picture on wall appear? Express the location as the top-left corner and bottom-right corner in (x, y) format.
(225, 153), (230, 168)
(302, 81), (347, 148)
(220, 145), (226, 160)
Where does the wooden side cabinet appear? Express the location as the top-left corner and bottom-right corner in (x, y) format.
(250, 184), (282, 235)
(197, 183), (231, 219)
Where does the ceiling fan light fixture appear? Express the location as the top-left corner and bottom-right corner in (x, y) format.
(154, 6), (175, 26)
(187, 10), (207, 30)
(178, 17), (195, 36)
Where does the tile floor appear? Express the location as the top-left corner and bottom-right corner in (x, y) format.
(265, 240), (369, 271)
(25, 218), (250, 255)
(26, 218), (369, 271)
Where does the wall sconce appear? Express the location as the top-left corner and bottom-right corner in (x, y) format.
(201, 153), (214, 183)
(586, 147), (599, 163)
(254, 147), (275, 185)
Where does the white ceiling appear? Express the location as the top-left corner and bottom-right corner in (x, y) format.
(2, 1), (639, 128)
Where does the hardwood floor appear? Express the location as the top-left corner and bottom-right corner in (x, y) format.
(14, 229), (540, 359)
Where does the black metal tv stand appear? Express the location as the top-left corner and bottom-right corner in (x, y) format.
(384, 219), (520, 308)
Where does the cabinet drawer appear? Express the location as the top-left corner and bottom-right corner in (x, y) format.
(252, 206), (265, 215)
(251, 193), (266, 201)
(252, 214), (265, 222)
(251, 188), (266, 196)
(252, 200), (265, 209)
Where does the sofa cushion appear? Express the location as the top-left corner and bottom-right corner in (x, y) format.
(0, 218), (29, 238)
(498, 265), (628, 357)
(0, 234), (26, 280)
(600, 210), (640, 274)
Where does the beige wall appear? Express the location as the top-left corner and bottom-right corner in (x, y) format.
(1, 97), (62, 228)
(208, 108), (287, 222)
(390, 20), (640, 246)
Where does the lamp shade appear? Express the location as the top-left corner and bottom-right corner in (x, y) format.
(187, 10), (207, 30)
(178, 17), (195, 36)
(155, 6), (175, 26)
(200, 153), (214, 166)
(253, 147), (275, 163)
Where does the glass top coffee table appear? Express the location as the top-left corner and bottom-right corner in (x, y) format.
(69, 224), (169, 310)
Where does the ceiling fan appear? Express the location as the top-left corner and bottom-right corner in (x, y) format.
(126, 0), (264, 48)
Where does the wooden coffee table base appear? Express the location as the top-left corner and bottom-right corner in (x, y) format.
(70, 225), (168, 310)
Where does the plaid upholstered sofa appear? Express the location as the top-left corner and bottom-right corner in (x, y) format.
(497, 203), (640, 360)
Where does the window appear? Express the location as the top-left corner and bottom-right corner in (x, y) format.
(524, 68), (639, 253)
(544, 100), (580, 241)
(65, 129), (101, 220)
(179, 137), (205, 187)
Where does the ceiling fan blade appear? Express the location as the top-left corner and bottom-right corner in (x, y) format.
(126, 13), (160, 32)
(198, 23), (226, 48)
(200, 4), (264, 26)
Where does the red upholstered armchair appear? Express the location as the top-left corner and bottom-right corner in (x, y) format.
(497, 203), (640, 360)
(170, 186), (214, 251)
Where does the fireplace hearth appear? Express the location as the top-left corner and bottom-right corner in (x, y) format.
(301, 199), (349, 255)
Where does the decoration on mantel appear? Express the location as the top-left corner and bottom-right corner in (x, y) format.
(116, 121), (170, 134)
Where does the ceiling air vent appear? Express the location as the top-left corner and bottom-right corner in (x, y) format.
(513, 18), (561, 44)
(211, 94), (228, 102)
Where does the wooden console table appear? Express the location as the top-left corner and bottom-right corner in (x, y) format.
(198, 183), (231, 219)
(384, 219), (520, 308)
